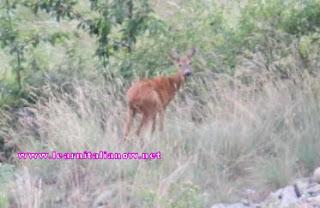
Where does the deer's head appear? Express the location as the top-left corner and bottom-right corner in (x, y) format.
(170, 48), (196, 77)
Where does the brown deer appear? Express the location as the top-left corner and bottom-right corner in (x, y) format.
(123, 48), (196, 138)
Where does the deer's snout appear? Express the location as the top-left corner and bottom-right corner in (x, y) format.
(182, 66), (192, 77)
(183, 70), (192, 77)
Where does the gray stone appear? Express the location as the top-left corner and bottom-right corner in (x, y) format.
(313, 167), (320, 184)
(269, 185), (301, 208)
(211, 202), (252, 208)
(306, 183), (320, 197)
(210, 176), (320, 208)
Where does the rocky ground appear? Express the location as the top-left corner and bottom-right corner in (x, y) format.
(211, 168), (320, 208)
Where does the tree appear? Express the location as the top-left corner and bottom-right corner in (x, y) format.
(0, 0), (25, 90)
(30, 0), (155, 77)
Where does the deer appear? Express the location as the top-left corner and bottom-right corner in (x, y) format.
(123, 47), (196, 139)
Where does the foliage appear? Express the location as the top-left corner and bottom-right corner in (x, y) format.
(2, 0), (320, 107)
(2, 0), (320, 206)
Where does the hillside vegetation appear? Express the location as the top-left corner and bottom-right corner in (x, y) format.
(1, 0), (320, 207)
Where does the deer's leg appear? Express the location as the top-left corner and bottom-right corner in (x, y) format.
(159, 108), (165, 131)
(124, 107), (135, 139)
(136, 113), (149, 136)
(151, 114), (157, 134)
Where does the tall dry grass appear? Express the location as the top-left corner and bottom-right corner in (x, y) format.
(2, 67), (320, 207)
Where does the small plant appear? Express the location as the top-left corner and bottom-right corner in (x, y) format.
(296, 138), (320, 173)
(0, 193), (9, 208)
(254, 154), (295, 190)
(166, 182), (204, 208)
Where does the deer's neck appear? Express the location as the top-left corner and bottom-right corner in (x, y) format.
(152, 71), (185, 108)
(170, 72), (185, 92)
(165, 72), (185, 104)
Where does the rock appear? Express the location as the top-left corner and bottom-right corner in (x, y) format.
(305, 183), (320, 197)
(269, 185), (301, 208)
(241, 188), (269, 204)
(210, 203), (228, 208)
(210, 176), (320, 208)
(294, 178), (310, 194)
(306, 195), (320, 207)
(211, 202), (253, 208)
(313, 167), (320, 184)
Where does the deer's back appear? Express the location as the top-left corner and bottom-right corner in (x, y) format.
(127, 77), (174, 113)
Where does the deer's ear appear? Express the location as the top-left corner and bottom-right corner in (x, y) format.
(169, 49), (179, 61)
(187, 47), (196, 58)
